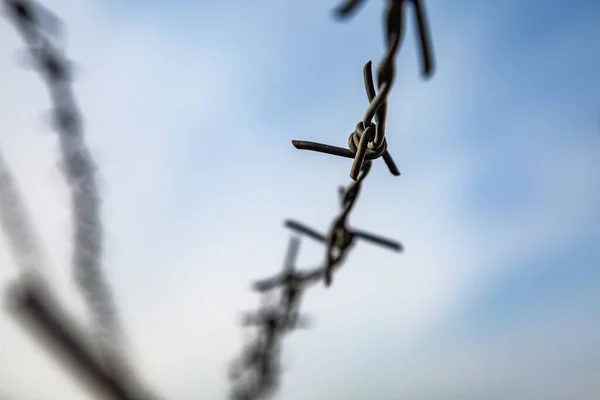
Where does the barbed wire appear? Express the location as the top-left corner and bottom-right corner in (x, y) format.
(293, 0), (434, 181)
(5, 275), (154, 400)
(3, 0), (131, 373)
(0, 1), (156, 398)
(227, 1), (435, 398)
(1, 0), (436, 399)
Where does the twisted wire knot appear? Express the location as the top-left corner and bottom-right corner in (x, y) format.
(347, 121), (390, 180)
(347, 121), (388, 160)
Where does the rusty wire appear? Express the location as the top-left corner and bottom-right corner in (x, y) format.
(228, 1), (434, 398)
(292, 0), (435, 180)
(1, 0), (436, 399)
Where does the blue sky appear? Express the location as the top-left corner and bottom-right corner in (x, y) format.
(0, 0), (599, 399)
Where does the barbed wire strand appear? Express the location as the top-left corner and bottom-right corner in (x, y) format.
(0, 1), (164, 399)
(1, 0), (436, 399)
(5, 276), (150, 400)
(1, 2), (167, 398)
(292, 0), (435, 181)
(3, 0), (131, 376)
(0, 145), (47, 280)
(227, 1), (435, 398)
(0, 114), (155, 399)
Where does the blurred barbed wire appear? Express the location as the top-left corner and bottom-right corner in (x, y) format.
(1, 0), (436, 399)
(3, 0), (128, 368)
(1, 0), (157, 399)
(293, 0), (434, 180)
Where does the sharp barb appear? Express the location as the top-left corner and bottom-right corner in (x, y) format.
(411, 0), (435, 78)
(284, 220), (327, 243)
(332, 0), (368, 19)
(251, 278), (281, 293)
(283, 236), (300, 273)
(352, 229), (403, 252)
(292, 140), (356, 159)
(383, 151), (401, 176)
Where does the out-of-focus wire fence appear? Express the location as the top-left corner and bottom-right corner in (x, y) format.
(0, 1), (436, 399)
(2, 1), (157, 399)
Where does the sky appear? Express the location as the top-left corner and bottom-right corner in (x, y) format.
(0, 0), (599, 399)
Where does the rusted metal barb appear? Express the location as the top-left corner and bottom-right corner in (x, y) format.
(251, 236), (323, 320)
(295, 0), (436, 180)
(292, 62), (401, 181)
(284, 162), (403, 288)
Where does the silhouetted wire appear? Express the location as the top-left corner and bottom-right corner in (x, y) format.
(0, 130), (158, 399)
(5, 276), (154, 400)
(0, 146), (47, 279)
(3, 0), (129, 374)
(1, 1), (161, 399)
(228, 1), (435, 398)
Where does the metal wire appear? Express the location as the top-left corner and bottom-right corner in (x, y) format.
(3, 0), (130, 371)
(1, 1), (157, 399)
(228, 1), (434, 398)
(292, 0), (435, 180)
(1, 0), (436, 399)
